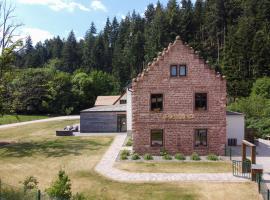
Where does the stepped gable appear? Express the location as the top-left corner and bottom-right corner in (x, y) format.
(132, 35), (226, 88)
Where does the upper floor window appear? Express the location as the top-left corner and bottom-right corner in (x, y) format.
(179, 65), (187, 76)
(170, 65), (177, 77)
(151, 94), (163, 111)
(151, 129), (163, 147)
(195, 93), (207, 111)
(195, 129), (207, 147)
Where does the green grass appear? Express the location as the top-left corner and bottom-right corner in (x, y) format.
(115, 161), (232, 173)
(0, 115), (51, 125)
(0, 120), (260, 200)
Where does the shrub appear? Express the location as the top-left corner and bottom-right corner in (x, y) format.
(160, 148), (167, 156)
(207, 154), (219, 161)
(131, 153), (140, 160)
(22, 176), (38, 192)
(46, 170), (72, 200)
(190, 152), (201, 161)
(120, 150), (130, 160)
(175, 153), (186, 160)
(144, 153), (153, 160)
(72, 193), (87, 200)
(126, 138), (133, 146)
(163, 154), (172, 160)
(120, 150), (130, 156)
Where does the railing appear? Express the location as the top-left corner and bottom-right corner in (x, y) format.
(232, 160), (251, 179)
(256, 173), (270, 200)
(224, 145), (232, 160)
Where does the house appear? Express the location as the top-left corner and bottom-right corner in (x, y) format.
(80, 94), (127, 133)
(131, 36), (226, 156)
(80, 36), (245, 155)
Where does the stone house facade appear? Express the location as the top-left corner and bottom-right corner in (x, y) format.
(131, 36), (227, 156)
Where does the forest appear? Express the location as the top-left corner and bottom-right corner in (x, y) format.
(0, 0), (270, 136)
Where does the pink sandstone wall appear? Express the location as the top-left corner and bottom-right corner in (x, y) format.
(132, 37), (227, 156)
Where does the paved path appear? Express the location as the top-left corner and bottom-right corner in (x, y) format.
(0, 116), (80, 129)
(95, 134), (247, 182)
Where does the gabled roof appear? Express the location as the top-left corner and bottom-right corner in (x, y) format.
(81, 104), (126, 113)
(132, 36), (226, 86)
(113, 91), (127, 105)
(94, 96), (120, 106)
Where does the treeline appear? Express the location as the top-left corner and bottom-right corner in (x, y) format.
(14, 0), (270, 98)
(1, 68), (119, 115)
(2, 0), (269, 118)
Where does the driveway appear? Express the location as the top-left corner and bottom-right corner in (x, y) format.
(0, 115), (80, 129)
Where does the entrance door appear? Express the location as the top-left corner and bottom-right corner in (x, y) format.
(117, 114), (127, 132)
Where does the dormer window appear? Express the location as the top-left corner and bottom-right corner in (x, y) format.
(179, 65), (187, 76)
(170, 65), (177, 77)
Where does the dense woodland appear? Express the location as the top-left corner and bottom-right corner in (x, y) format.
(1, 0), (270, 136)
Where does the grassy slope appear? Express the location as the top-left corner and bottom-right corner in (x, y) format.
(114, 161), (232, 173)
(0, 115), (50, 125)
(0, 120), (260, 200)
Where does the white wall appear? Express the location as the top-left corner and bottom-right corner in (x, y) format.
(226, 115), (245, 146)
(126, 88), (132, 132)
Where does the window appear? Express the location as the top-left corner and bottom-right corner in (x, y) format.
(195, 93), (207, 111)
(179, 65), (187, 76)
(120, 99), (127, 104)
(151, 129), (163, 147)
(228, 138), (237, 146)
(195, 129), (207, 147)
(151, 94), (163, 111)
(170, 65), (177, 77)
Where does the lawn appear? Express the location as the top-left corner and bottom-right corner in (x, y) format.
(0, 120), (260, 200)
(114, 161), (232, 173)
(0, 115), (51, 125)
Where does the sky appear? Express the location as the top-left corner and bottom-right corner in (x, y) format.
(12, 0), (194, 44)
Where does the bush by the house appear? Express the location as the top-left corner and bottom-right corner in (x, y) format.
(174, 153), (186, 160)
(207, 154), (219, 161)
(131, 153), (140, 160)
(46, 170), (72, 200)
(163, 154), (172, 160)
(190, 152), (201, 161)
(120, 150), (130, 160)
(126, 138), (133, 146)
(160, 148), (167, 156)
(143, 153), (153, 160)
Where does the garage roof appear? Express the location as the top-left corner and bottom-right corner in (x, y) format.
(81, 104), (126, 113)
(226, 111), (244, 115)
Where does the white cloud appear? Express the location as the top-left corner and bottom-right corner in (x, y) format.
(17, 0), (90, 12)
(21, 27), (54, 44)
(90, 0), (107, 12)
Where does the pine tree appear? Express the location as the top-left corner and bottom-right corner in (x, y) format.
(61, 30), (80, 73)
(82, 22), (96, 72)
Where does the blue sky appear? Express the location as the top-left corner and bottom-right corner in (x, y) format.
(13, 0), (193, 44)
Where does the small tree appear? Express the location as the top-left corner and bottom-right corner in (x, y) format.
(46, 170), (72, 200)
(22, 176), (39, 192)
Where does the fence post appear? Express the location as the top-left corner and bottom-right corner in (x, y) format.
(37, 189), (41, 200)
(268, 189), (269, 200)
(258, 175), (261, 192)
(0, 178), (2, 200)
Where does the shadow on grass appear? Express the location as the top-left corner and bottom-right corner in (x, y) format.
(0, 138), (112, 158)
